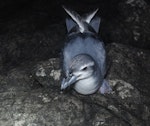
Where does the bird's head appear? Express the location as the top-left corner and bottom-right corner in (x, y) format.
(61, 54), (96, 90)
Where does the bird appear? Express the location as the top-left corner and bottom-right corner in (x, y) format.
(61, 6), (112, 95)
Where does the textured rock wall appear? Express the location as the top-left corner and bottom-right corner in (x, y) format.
(0, 43), (150, 126)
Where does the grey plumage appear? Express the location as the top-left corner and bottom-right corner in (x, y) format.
(61, 7), (111, 95)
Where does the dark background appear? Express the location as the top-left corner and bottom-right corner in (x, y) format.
(0, 0), (150, 71)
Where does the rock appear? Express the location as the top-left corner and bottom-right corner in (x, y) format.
(0, 54), (2, 71)
(0, 68), (32, 93)
(0, 43), (150, 126)
(116, 0), (150, 49)
(0, 89), (85, 126)
(107, 43), (150, 96)
(100, 0), (150, 48)
(32, 58), (61, 88)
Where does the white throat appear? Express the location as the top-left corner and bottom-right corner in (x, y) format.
(73, 75), (100, 95)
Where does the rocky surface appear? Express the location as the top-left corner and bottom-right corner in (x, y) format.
(100, 0), (150, 49)
(0, 43), (150, 126)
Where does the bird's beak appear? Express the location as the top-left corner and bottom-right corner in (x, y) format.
(61, 75), (78, 90)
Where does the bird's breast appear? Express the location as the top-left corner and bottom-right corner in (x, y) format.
(73, 76), (100, 95)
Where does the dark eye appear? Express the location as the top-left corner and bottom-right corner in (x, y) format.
(82, 67), (87, 71)
(69, 72), (72, 77)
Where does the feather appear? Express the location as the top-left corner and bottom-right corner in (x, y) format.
(84, 8), (99, 23)
(63, 6), (85, 33)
